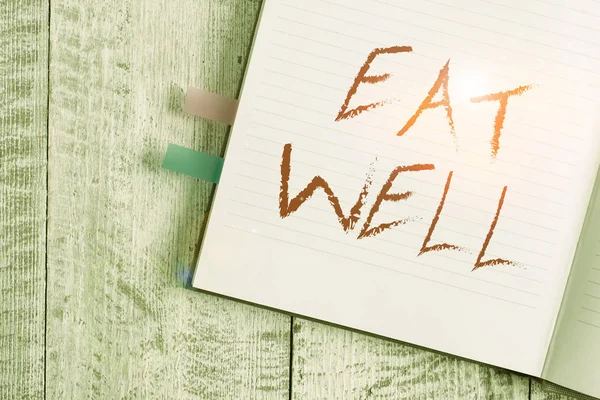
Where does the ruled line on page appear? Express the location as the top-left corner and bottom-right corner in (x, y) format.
(233, 173), (559, 250)
(223, 224), (538, 309)
(251, 118), (576, 184)
(234, 171), (557, 260)
(235, 175), (551, 248)
(258, 75), (584, 163)
(371, 0), (600, 68)
(272, 18), (598, 97)
(234, 168), (559, 245)
(269, 34), (597, 109)
(578, 320), (600, 329)
(376, 0), (600, 48)
(256, 91), (584, 160)
(254, 97), (577, 169)
(582, 306), (600, 314)
(258, 74), (585, 158)
(245, 129), (570, 200)
(257, 74), (578, 168)
(371, 0), (600, 36)
(231, 185), (554, 261)
(261, 52), (591, 131)
(422, 0), (600, 46)
(280, 0), (600, 55)
(228, 196), (548, 283)
(247, 128), (572, 199)
(231, 184), (551, 270)
(251, 109), (574, 197)
(251, 108), (576, 181)
(226, 212), (541, 296)
(269, 56), (344, 79)
(260, 58), (587, 151)
(244, 136), (565, 220)
(248, 113), (573, 213)
(259, 74), (588, 141)
(482, 0), (600, 32)
(247, 126), (573, 202)
(280, 0), (600, 81)
(265, 69), (342, 91)
(374, 234), (546, 283)
(540, 0), (600, 18)
(270, 27), (597, 104)
(260, 79), (336, 103)
(244, 144), (567, 222)
(246, 131), (547, 196)
(243, 130), (563, 220)
(276, 3), (600, 100)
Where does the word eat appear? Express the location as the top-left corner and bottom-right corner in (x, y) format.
(336, 45), (533, 158)
(278, 143), (517, 271)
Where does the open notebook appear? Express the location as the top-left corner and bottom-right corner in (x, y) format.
(193, 0), (600, 397)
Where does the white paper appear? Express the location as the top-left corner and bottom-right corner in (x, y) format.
(544, 167), (600, 398)
(194, 0), (600, 376)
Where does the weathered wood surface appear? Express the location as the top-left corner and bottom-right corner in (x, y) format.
(292, 319), (531, 399)
(45, 0), (290, 398)
(0, 0), (48, 398)
(531, 381), (597, 400)
(4, 0), (596, 398)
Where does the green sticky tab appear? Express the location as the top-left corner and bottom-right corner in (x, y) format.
(162, 144), (224, 183)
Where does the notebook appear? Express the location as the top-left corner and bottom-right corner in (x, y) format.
(192, 0), (600, 397)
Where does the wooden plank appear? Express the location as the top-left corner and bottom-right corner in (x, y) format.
(531, 381), (598, 400)
(292, 319), (530, 399)
(45, 0), (290, 398)
(0, 0), (48, 398)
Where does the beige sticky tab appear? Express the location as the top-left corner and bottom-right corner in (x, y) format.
(183, 87), (239, 125)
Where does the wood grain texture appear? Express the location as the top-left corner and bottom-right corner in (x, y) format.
(46, 0), (290, 398)
(0, 0), (48, 398)
(292, 319), (530, 400)
(531, 381), (598, 400)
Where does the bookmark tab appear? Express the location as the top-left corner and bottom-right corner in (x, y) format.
(183, 87), (239, 125)
(162, 144), (224, 183)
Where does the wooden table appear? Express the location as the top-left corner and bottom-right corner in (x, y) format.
(0, 0), (587, 398)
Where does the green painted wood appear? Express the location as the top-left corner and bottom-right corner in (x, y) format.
(0, 0), (48, 398)
(531, 381), (598, 400)
(45, 0), (290, 398)
(292, 319), (531, 399)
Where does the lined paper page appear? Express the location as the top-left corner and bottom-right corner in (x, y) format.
(194, 0), (600, 376)
(544, 170), (600, 398)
